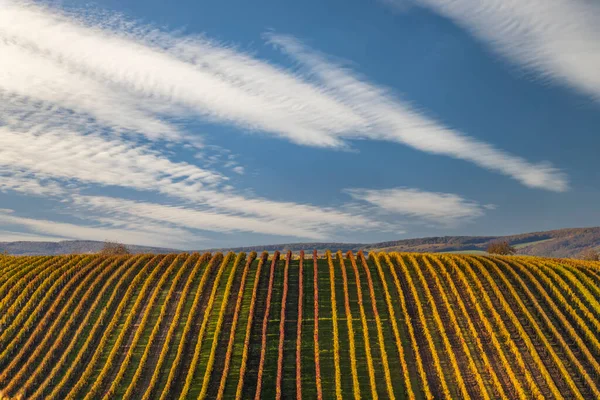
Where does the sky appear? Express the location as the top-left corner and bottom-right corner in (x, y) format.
(0, 0), (599, 249)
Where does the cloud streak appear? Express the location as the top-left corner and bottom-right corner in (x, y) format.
(346, 187), (490, 225)
(0, 104), (384, 240)
(394, 0), (600, 101)
(72, 195), (344, 240)
(0, 210), (194, 247)
(0, 0), (567, 191)
(0, 0), (570, 245)
(268, 34), (568, 192)
(0, 126), (221, 192)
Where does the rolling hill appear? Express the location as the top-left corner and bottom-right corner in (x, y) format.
(0, 240), (177, 256)
(205, 227), (600, 258)
(2, 227), (599, 258)
(1, 251), (599, 399)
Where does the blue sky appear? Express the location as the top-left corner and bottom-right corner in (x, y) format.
(0, 0), (598, 249)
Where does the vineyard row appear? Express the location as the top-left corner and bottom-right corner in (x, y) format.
(0, 251), (599, 399)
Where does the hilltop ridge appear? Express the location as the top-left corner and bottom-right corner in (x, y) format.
(204, 227), (600, 258)
(1, 226), (598, 257)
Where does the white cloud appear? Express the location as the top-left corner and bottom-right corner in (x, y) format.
(346, 187), (490, 225)
(0, 125), (222, 192)
(0, 170), (64, 196)
(392, 0), (600, 101)
(0, 43), (181, 141)
(0, 0), (567, 192)
(0, 0), (571, 246)
(73, 193), (393, 240)
(268, 34), (568, 192)
(0, 1), (361, 145)
(0, 211), (193, 247)
(0, 231), (68, 242)
(72, 195), (329, 239)
(0, 114), (386, 240)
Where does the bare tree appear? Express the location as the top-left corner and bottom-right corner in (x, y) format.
(99, 241), (130, 255)
(579, 248), (599, 261)
(486, 240), (516, 255)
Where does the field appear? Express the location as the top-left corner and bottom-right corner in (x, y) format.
(0, 251), (599, 399)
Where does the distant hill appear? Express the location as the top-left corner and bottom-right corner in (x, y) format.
(204, 227), (600, 258)
(366, 227), (600, 258)
(0, 240), (176, 255)
(1, 227), (599, 257)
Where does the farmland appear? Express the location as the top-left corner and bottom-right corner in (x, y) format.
(0, 251), (599, 399)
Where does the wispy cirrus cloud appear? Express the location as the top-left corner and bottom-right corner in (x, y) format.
(0, 125), (221, 192)
(268, 34), (568, 192)
(0, 0), (363, 145)
(0, 0), (567, 191)
(0, 169), (64, 196)
(388, 0), (600, 101)
(0, 0), (569, 245)
(0, 125), (383, 240)
(346, 187), (492, 225)
(0, 105), (385, 241)
(72, 195), (356, 240)
(0, 209), (194, 247)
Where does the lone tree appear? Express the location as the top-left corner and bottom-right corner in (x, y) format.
(99, 241), (130, 255)
(487, 240), (516, 255)
(580, 248), (599, 261)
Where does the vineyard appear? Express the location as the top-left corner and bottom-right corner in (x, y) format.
(0, 251), (599, 399)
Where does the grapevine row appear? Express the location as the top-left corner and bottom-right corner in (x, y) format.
(422, 255), (491, 398)
(296, 251), (304, 399)
(380, 253), (432, 399)
(122, 253), (199, 399)
(0, 256), (51, 304)
(0, 256), (59, 314)
(0, 256), (99, 369)
(45, 255), (159, 400)
(254, 251), (280, 399)
(275, 251), (291, 400)
(432, 255), (509, 399)
(141, 253), (210, 400)
(495, 256), (600, 396)
(367, 252), (413, 398)
(180, 252), (234, 398)
(528, 259), (600, 360)
(1, 252), (598, 398)
(199, 252), (250, 398)
(479, 256), (583, 397)
(5, 256), (128, 396)
(444, 256), (530, 399)
(159, 253), (224, 399)
(103, 254), (183, 398)
(326, 250), (343, 399)
(466, 256), (562, 398)
(235, 252), (268, 399)
(0, 255), (88, 346)
(357, 252), (396, 399)
(347, 252), (378, 399)
(411, 254), (475, 399)
(393, 254), (452, 397)
(215, 251), (260, 399)
(81, 254), (174, 399)
(312, 250), (323, 400)
(539, 259), (600, 334)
